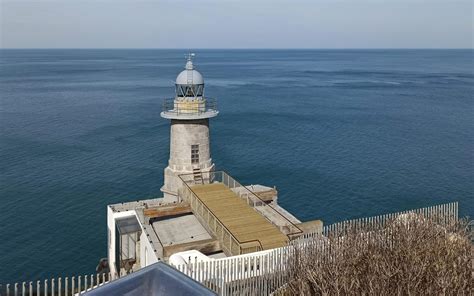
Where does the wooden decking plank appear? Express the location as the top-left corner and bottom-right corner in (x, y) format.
(190, 183), (288, 251)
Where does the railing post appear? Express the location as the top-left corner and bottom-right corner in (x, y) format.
(78, 276), (81, 295)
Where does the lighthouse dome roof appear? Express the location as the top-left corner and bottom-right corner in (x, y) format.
(175, 69), (204, 85)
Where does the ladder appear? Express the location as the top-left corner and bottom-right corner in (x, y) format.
(193, 168), (203, 184)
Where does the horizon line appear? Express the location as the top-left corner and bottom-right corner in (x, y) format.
(1, 47), (473, 50)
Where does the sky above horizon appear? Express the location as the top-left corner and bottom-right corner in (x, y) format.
(1, 0), (473, 49)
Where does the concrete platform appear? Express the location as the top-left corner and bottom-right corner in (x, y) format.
(152, 214), (212, 246)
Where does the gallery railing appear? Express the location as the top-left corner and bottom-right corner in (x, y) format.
(161, 97), (218, 116)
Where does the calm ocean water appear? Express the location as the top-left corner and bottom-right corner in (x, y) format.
(0, 49), (473, 283)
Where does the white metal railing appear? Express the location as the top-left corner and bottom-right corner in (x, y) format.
(1, 272), (118, 296)
(175, 247), (290, 296)
(321, 201), (459, 237)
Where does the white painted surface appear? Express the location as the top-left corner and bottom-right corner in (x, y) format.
(169, 250), (211, 266)
(139, 229), (158, 268)
(107, 208), (136, 276)
(107, 208), (159, 273)
(160, 110), (218, 120)
(176, 69), (204, 85)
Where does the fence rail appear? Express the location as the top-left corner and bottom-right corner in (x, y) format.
(322, 201), (458, 238)
(1, 272), (118, 296)
(175, 248), (290, 296)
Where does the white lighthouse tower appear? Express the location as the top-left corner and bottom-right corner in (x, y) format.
(160, 54), (218, 201)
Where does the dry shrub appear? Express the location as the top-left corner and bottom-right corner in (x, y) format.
(287, 216), (473, 295)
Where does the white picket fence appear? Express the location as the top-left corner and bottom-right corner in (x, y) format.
(0, 272), (118, 296)
(322, 201), (458, 237)
(1, 202), (459, 296)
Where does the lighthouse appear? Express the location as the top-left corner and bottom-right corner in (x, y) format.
(160, 54), (218, 201)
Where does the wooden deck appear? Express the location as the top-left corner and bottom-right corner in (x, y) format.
(190, 183), (288, 250)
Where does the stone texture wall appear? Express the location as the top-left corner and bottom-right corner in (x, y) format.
(161, 119), (215, 201)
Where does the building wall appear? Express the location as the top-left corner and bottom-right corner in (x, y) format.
(107, 207), (159, 276)
(139, 231), (159, 268)
(169, 119), (212, 170)
(107, 207), (134, 276)
(161, 118), (215, 201)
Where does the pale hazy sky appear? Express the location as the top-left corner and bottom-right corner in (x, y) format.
(1, 0), (473, 48)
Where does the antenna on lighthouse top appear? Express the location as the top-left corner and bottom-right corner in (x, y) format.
(185, 53), (195, 70)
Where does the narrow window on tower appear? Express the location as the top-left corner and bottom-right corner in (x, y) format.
(191, 144), (199, 164)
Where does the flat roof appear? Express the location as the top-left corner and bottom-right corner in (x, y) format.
(116, 215), (141, 235)
(152, 214), (212, 247)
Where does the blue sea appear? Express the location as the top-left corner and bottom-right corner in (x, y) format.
(0, 49), (473, 283)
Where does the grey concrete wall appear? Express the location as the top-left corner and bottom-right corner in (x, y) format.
(161, 118), (215, 202)
(169, 119), (212, 170)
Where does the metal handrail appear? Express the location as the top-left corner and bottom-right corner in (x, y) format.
(161, 97), (218, 115)
(179, 171), (304, 239)
(229, 175), (304, 237)
(178, 175), (263, 255)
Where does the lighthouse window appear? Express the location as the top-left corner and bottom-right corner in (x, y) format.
(191, 145), (199, 164)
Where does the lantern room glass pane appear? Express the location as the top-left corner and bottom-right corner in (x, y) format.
(176, 84), (204, 97)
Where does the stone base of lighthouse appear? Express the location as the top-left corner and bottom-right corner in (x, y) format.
(160, 119), (215, 203)
(161, 164), (215, 202)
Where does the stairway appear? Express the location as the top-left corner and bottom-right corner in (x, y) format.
(193, 168), (203, 184)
